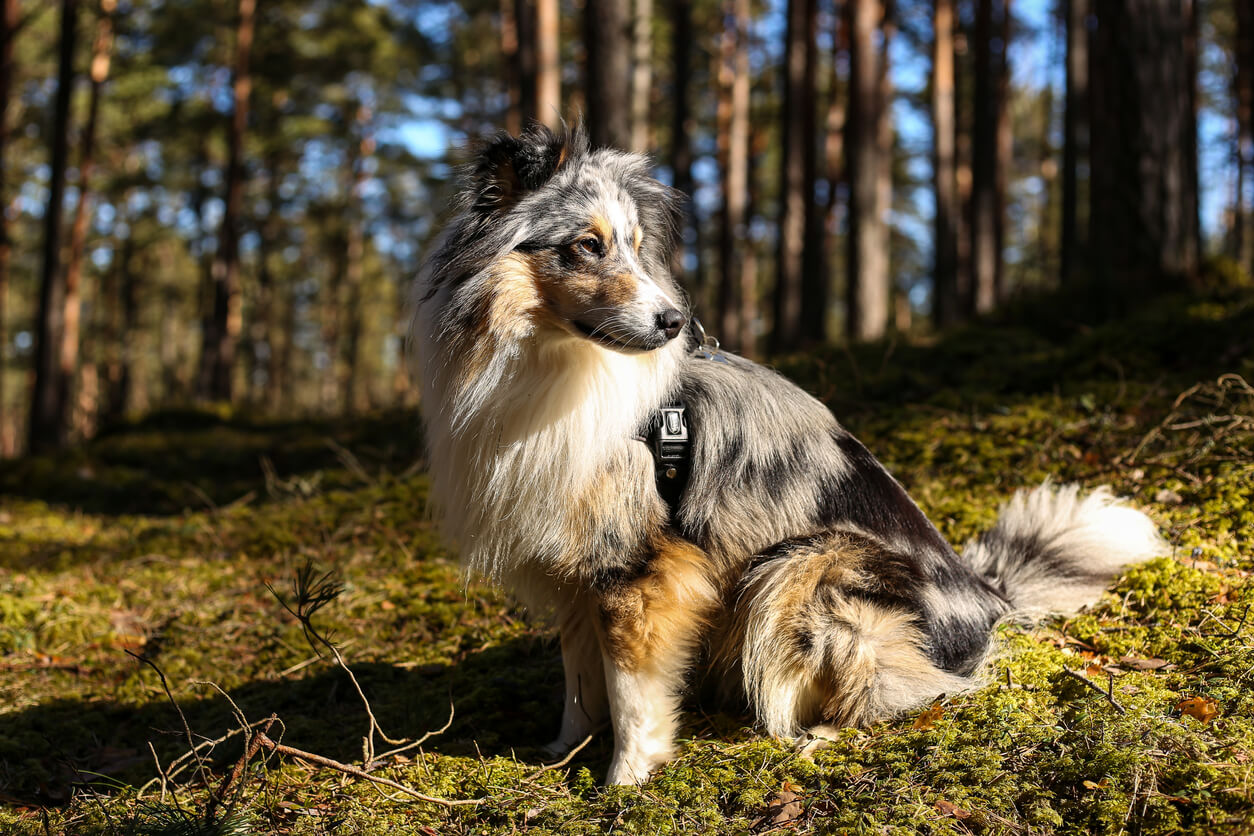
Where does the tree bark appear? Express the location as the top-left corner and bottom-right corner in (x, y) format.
(630, 0), (652, 151)
(932, 0), (960, 326)
(970, 0), (998, 314)
(0, 0), (18, 456)
(993, 0), (1011, 304)
(1089, 0), (1199, 300)
(29, 0), (78, 452)
(584, 0), (631, 148)
(1062, 0), (1089, 284)
(536, 0), (559, 128)
(716, 0), (750, 352)
(1236, 0), (1254, 270)
(340, 104), (373, 414)
(876, 0), (896, 323)
(774, 0), (818, 351)
(198, 0), (254, 402)
(846, 0), (888, 341)
(59, 0), (115, 441)
(667, 0), (695, 289)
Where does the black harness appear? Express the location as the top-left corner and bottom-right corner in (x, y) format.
(639, 318), (727, 520)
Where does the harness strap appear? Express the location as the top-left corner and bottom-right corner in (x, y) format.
(639, 317), (726, 522)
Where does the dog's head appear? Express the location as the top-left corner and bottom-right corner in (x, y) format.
(458, 124), (688, 353)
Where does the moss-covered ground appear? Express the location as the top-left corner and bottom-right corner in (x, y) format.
(3, 288), (1254, 834)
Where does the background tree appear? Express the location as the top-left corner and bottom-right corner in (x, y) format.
(1089, 0), (1200, 300)
(584, 0), (630, 148)
(28, 0), (78, 452)
(198, 0), (255, 401)
(846, 0), (889, 341)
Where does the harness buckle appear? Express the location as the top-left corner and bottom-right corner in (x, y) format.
(655, 407), (688, 470)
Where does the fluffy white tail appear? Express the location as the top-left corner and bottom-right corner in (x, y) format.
(964, 483), (1168, 616)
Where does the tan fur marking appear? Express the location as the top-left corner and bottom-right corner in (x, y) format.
(488, 253), (544, 339)
(600, 537), (719, 673)
(590, 214), (613, 245)
(633, 225), (643, 253)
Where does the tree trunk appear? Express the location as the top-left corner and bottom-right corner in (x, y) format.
(251, 150), (281, 408)
(716, 0), (750, 352)
(536, 0), (559, 128)
(970, 0), (998, 314)
(774, 0), (818, 351)
(1236, 0), (1254, 270)
(822, 15), (848, 339)
(876, 0), (896, 324)
(198, 0), (254, 402)
(667, 0), (695, 289)
(503, 0), (524, 134)
(846, 0), (888, 341)
(59, 0), (115, 441)
(1089, 0), (1199, 300)
(0, 0), (18, 456)
(29, 0), (78, 452)
(993, 0), (1011, 304)
(584, 0), (631, 148)
(340, 104), (373, 414)
(630, 0), (652, 151)
(1062, 0), (1089, 284)
(932, 0), (960, 326)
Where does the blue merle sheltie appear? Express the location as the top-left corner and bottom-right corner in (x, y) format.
(410, 124), (1166, 785)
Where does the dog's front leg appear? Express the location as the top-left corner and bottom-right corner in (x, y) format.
(546, 593), (609, 756)
(596, 539), (717, 785)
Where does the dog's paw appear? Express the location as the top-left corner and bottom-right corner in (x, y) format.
(792, 724), (841, 760)
(605, 754), (659, 786)
(542, 738), (574, 759)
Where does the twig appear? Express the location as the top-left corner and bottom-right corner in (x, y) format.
(127, 650), (213, 789)
(370, 702), (456, 769)
(523, 729), (602, 781)
(205, 715), (277, 822)
(325, 438), (376, 485)
(146, 741), (169, 803)
(253, 733), (484, 807)
(1201, 605), (1251, 639)
(1063, 668), (1126, 714)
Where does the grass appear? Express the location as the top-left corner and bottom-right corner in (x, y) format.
(2, 286), (1254, 834)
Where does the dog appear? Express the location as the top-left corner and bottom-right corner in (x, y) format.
(410, 124), (1166, 785)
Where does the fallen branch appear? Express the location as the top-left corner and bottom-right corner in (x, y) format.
(205, 715), (278, 822)
(1063, 668), (1126, 714)
(253, 733), (485, 807)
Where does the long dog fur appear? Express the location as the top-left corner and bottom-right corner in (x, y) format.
(410, 124), (1166, 785)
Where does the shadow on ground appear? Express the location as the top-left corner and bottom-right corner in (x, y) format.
(1, 636), (597, 806)
(0, 409), (425, 516)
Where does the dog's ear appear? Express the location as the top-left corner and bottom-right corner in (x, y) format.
(471, 123), (587, 212)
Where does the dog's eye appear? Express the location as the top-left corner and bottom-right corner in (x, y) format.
(575, 237), (604, 258)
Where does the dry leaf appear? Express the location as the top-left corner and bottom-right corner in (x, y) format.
(1119, 656), (1174, 671)
(751, 784), (806, 831)
(935, 799), (971, 820)
(1085, 663), (1105, 678)
(380, 600), (396, 611)
(912, 702), (945, 730)
(1177, 697), (1219, 723)
(1082, 778), (1110, 790)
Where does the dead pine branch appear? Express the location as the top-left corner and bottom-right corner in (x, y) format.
(204, 714), (278, 823)
(252, 732), (486, 807)
(265, 560), (416, 766)
(1063, 667), (1127, 714)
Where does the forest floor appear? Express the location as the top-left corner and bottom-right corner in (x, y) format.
(3, 286), (1254, 835)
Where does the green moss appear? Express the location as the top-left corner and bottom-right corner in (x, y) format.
(4, 290), (1254, 833)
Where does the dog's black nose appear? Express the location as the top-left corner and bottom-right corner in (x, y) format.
(658, 309), (687, 340)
